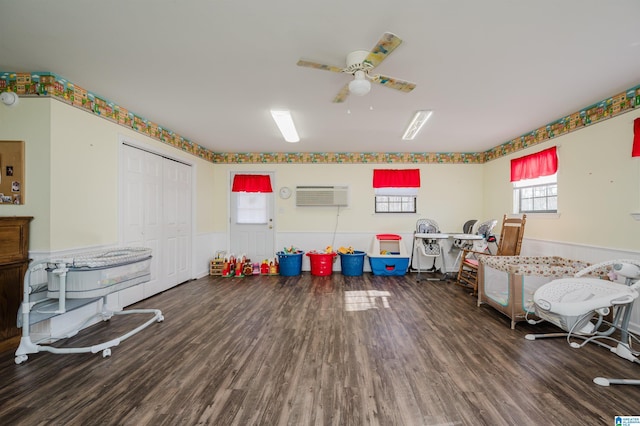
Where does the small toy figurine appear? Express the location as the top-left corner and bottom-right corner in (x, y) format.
(243, 262), (253, 276)
(222, 254), (235, 277)
(252, 262), (260, 275)
(235, 254), (247, 277)
(260, 260), (269, 275)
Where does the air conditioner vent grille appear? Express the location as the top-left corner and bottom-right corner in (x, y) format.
(296, 186), (349, 207)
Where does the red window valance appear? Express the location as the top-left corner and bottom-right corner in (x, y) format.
(510, 146), (558, 182)
(632, 118), (640, 157)
(232, 174), (273, 193)
(373, 169), (421, 188)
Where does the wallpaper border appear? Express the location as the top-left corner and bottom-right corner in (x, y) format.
(1, 71), (639, 164)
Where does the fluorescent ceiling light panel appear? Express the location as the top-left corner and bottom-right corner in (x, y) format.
(402, 110), (433, 140)
(270, 109), (300, 143)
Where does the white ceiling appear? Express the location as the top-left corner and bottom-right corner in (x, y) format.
(2, 0), (640, 154)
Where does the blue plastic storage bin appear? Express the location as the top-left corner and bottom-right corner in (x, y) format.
(368, 234), (410, 276)
(277, 251), (304, 276)
(339, 251), (366, 276)
(368, 256), (410, 276)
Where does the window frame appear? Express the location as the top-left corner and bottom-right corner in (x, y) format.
(374, 194), (417, 214)
(235, 192), (269, 224)
(512, 173), (558, 214)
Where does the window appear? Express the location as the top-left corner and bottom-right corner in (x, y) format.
(511, 147), (558, 214)
(513, 174), (557, 214)
(375, 194), (416, 213)
(373, 169), (420, 214)
(236, 193), (268, 224)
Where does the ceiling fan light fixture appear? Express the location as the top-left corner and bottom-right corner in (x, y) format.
(402, 110), (433, 140)
(270, 109), (300, 143)
(348, 70), (371, 96)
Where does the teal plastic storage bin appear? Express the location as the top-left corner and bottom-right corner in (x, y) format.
(277, 251), (304, 276)
(339, 251), (366, 276)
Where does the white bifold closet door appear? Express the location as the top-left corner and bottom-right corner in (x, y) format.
(121, 144), (192, 306)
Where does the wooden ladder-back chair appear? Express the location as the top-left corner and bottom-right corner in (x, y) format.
(456, 214), (527, 294)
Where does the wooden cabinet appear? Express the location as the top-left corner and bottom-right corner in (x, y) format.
(0, 216), (32, 352)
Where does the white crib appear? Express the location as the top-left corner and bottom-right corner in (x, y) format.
(477, 256), (594, 329)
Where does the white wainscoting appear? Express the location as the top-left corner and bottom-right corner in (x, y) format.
(521, 238), (640, 263)
(194, 231), (226, 278)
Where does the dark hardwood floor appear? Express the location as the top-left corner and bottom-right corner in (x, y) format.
(0, 272), (638, 425)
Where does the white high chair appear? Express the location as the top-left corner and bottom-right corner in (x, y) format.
(413, 219), (448, 281)
(452, 219), (478, 251)
(471, 219), (498, 253)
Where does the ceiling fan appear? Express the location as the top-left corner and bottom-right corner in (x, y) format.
(297, 32), (416, 103)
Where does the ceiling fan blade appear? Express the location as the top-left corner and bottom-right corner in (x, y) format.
(371, 75), (416, 93)
(363, 32), (403, 69)
(297, 59), (344, 73)
(332, 83), (351, 103)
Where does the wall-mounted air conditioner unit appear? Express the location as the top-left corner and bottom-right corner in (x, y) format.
(296, 186), (349, 207)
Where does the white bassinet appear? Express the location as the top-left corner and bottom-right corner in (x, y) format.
(15, 247), (163, 364)
(46, 247), (152, 298)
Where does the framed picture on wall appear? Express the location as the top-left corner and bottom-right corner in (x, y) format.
(0, 141), (25, 204)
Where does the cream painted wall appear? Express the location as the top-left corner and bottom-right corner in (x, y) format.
(483, 109), (640, 251)
(49, 101), (217, 250)
(0, 98), (217, 252)
(5, 96), (638, 255)
(0, 98), (51, 249)
(49, 101), (119, 249)
(214, 163), (485, 235)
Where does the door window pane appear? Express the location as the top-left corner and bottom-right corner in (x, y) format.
(236, 193), (268, 224)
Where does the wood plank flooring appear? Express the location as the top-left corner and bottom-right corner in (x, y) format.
(0, 272), (639, 425)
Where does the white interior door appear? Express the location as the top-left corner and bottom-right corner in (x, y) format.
(163, 159), (192, 288)
(143, 153), (164, 297)
(121, 144), (192, 304)
(229, 172), (275, 263)
(122, 145), (161, 304)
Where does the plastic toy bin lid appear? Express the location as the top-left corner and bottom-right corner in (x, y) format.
(376, 234), (401, 240)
